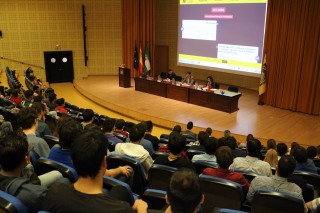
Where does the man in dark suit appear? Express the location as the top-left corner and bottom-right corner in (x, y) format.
(166, 69), (176, 80)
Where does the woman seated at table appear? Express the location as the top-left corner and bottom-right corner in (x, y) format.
(206, 76), (215, 89)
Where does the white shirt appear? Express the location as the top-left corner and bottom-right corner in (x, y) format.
(230, 156), (272, 176)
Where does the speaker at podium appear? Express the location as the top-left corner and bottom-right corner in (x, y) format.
(119, 66), (131, 88)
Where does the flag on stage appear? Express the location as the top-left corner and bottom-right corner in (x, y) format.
(133, 42), (139, 71)
(259, 55), (267, 95)
(139, 43), (143, 73)
(144, 41), (151, 74)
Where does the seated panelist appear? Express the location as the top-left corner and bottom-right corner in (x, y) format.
(166, 69), (176, 80)
(206, 76), (215, 89)
(181, 72), (195, 85)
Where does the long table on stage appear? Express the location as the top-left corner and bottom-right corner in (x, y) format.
(135, 78), (241, 113)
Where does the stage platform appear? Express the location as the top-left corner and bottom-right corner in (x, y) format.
(74, 76), (320, 147)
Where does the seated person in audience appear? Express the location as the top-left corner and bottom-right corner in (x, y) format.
(181, 121), (196, 140)
(246, 155), (307, 212)
(181, 72), (194, 85)
(205, 127), (212, 137)
(189, 131), (209, 152)
(0, 115), (13, 133)
(21, 89), (33, 107)
(49, 120), (83, 168)
(55, 98), (68, 114)
(165, 168), (204, 213)
(306, 146), (317, 160)
(264, 139), (278, 167)
(31, 102), (52, 138)
(144, 120), (160, 151)
(9, 89), (22, 105)
(81, 108), (95, 129)
(136, 122), (155, 157)
(115, 125), (153, 175)
(49, 121), (131, 178)
(276, 142), (288, 160)
(172, 125), (181, 133)
(154, 132), (195, 170)
(317, 145), (320, 158)
(166, 69), (176, 80)
(225, 136), (246, 158)
(53, 114), (74, 136)
(291, 145), (317, 174)
(43, 93), (57, 111)
(84, 123), (100, 131)
(306, 197), (320, 213)
(33, 85), (42, 97)
(114, 119), (129, 138)
(0, 131), (64, 212)
(289, 141), (300, 155)
(102, 118), (123, 145)
(203, 146), (250, 191)
(238, 133), (254, 148)
(230, 139), (272, 176)
(192, 137), (219, 163)
(205, 76), (215, 89)
(17, 107), (50, 157)
(224, 130), (232, 138)
(43, 130), (148, 213)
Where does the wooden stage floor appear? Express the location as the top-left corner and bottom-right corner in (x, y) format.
(74, 76), (320, 147)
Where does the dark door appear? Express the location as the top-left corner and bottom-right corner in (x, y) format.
(44, 51), (74, 83)
(154, 45), (169, 77)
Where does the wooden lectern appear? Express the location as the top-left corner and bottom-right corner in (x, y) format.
(119, 67), (131, 88)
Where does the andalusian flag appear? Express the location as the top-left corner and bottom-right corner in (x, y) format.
(133, 42), (139, 71)
(139, 43), (143, 73)
(144, 41), (151, 74)
(259, 55), (267, 95)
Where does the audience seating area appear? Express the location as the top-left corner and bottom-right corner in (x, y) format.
(0, 66), (320, 212)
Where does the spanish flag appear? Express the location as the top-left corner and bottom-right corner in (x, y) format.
(139, 43), (143, 73)
(259, 55), (267, 95)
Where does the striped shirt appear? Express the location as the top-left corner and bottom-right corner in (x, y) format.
(230, 156), (272, 176)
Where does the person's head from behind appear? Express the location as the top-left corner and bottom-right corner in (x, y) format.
(168, 131), (186, 155)
(166, 168), (203, 213)
(168, 69), (173, 74)
(24, 89), (34, 100)
(291, 146), (308, 163)
(115, 119), (125, 130)
(145, 120), (153, 133)
(137, 122), (147, 136)
(48, 93), (57, 102)
(31, 102), (46, 118)
(207, 76), (213, 83)
(0, 131), (29, 172)
(197, 131), (209, 146)
(205, 127), (212, 136)
(306, 146), (317, 159)
(59, 120), (83, 149)
(129, 124), (145, 143)
(267, 139), (276, 149)
(186, 121), (193, 130)
(290, 142), (299, 155)
(218, 137), (227, 147)
(204, 137), (219, 155)
(216, 146), (233, 169)
(82, 109), (94, 122)
(225, 136), (238, 150)
(247, 139), (262, 158)
(17, 107), (38, 130)
(102, 118), (116, 133)
(33, 85), (40, 93)
(246, 134), (254, 142)
(33, 95), (42, 103)
(277, 155), (296, 178)
(224, 130), (231, 138)
(172, 125), (181, 133)
(55, 98), (65, 107)
(71, 130), (108, 178)
(11, 89), (20, 98)
(276, 143), (288, 157)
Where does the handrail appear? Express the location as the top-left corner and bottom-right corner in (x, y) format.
(0, 56), (44, 70)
